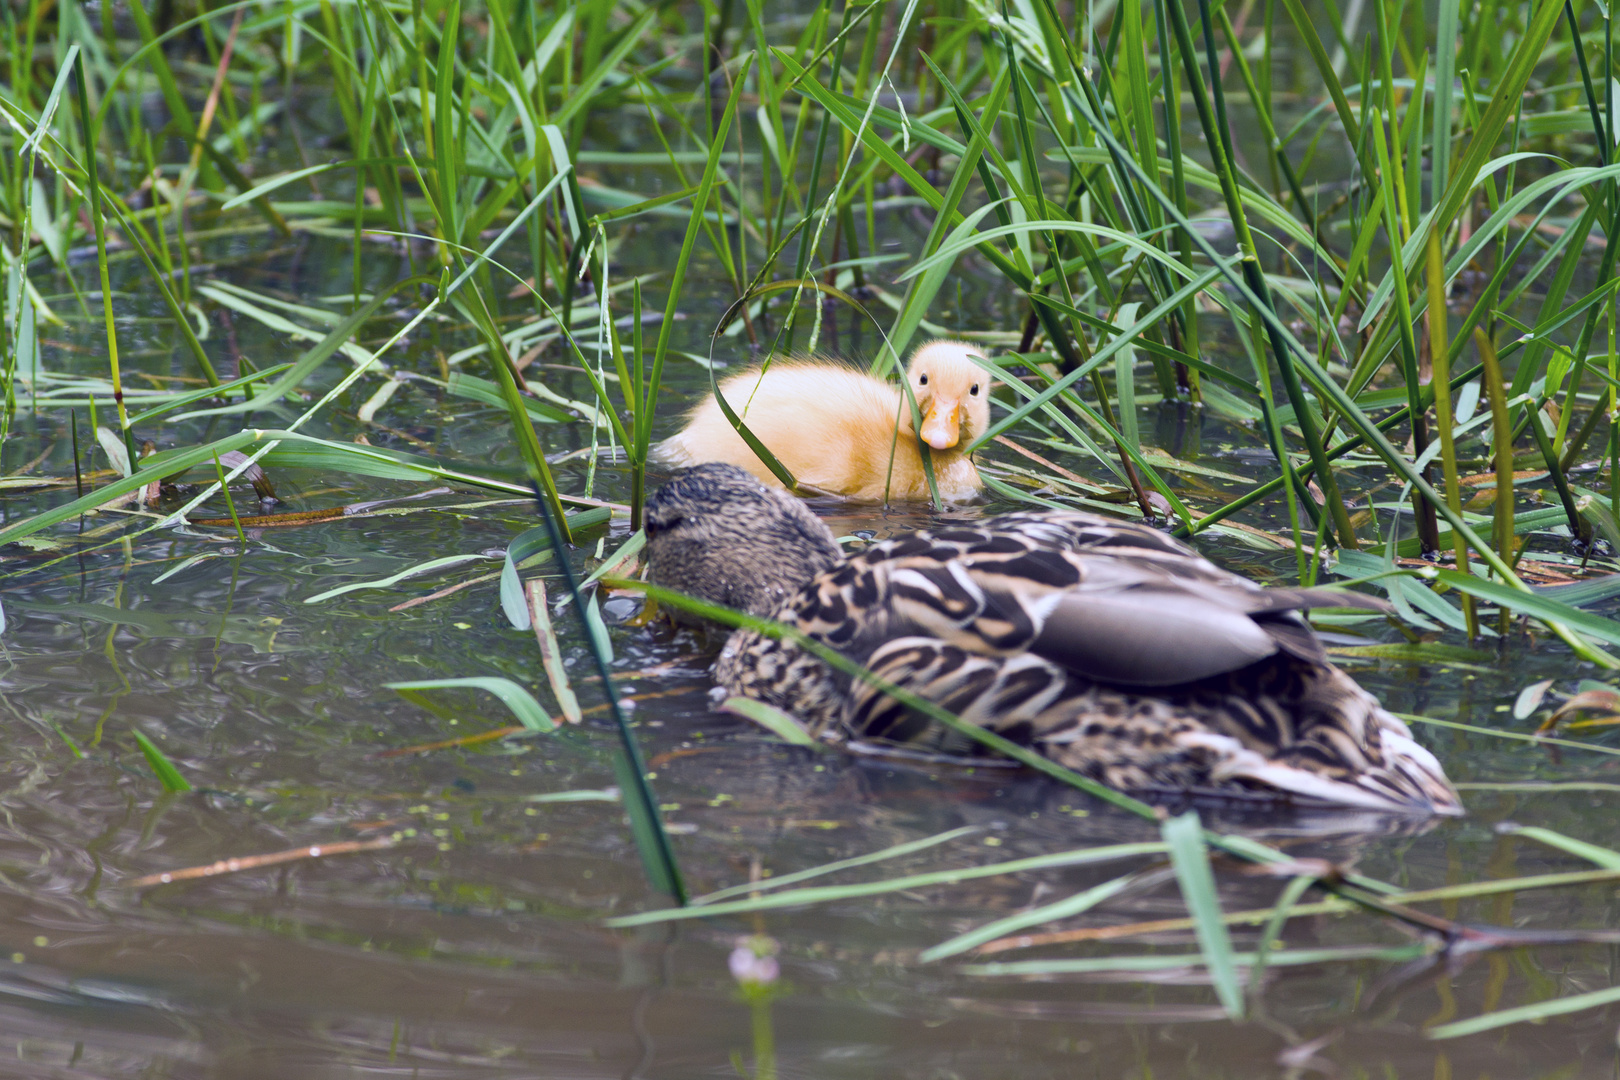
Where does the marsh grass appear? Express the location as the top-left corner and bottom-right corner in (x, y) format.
(7, 0), (1620, 1041)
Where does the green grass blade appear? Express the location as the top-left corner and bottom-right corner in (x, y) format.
(965, 943), (1434, 978)
(387, 677), (556, 733)
(1428, 568), (1620, 647)
(305, 554), (491, 604)
(642, 52), (756, 463)
(691, 826), (984, 906)
(1432, 0), (1461, 201)
(1163, 810), (1243, 1019)
(133, 731), (193, 794)
(168, 282), (422, 421)
(0, 429), (259, 547)
(606, 842), (1168, 927)
(1497, 824), (1620, 869)
(1397, 713), (1620, 758)
(127, 364), (292, 426)
(530, 487), (684, 904)
(499, 507), (612, 628)
(921, 868), (1159, 963)
(1428, 982), (1620, 1040)
(720, 697), (819, 747)
(71, 59), (126, 439)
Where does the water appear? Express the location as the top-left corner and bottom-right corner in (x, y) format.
(3, 135), (1620, 1080)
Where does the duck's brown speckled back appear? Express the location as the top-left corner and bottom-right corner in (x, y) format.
(646, 465), (1461, 815)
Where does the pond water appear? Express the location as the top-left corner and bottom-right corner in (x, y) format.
(4, 105), (1620, 1080)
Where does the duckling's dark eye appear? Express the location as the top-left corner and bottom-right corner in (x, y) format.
(970, 383), (981, 396)
(918, 373), (929, 386)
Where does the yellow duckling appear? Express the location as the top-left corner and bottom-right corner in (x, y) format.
(654, 340), (991, 502)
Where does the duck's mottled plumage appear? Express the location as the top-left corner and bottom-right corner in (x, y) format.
(645, 464), (1461, 815)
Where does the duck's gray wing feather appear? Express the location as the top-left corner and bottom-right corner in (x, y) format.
(1028, 587), (1281, 687)
(883, 552), (1387, 688)
(845, 517), (1392, 689)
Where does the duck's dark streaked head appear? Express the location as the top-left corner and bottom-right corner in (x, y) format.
(645, 463), (843, 621)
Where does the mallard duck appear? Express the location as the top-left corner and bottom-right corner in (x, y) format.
(654, 340), (991, 502)
(644, 464), (1462, 815)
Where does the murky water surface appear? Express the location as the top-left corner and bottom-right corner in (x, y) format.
(3, 117), (1620, 1080)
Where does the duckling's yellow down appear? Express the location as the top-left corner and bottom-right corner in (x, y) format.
(655, 340), (991, 503)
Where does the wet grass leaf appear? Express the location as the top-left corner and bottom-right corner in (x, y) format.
(964, 942), (1433, 979)
(1497, 824), (1620, 870)
(133, 730), (192, 794)
(1163, 811), (1243, 1019)
(606, 842), (1169, 927)
(921, 868), (1166, 963)
(719, 697), (819, 747)
(691, 826), (984, 906)
(305, 553), (490, 605)
(1427, 982), (1620, 1040)
(386, 677), (556, 734)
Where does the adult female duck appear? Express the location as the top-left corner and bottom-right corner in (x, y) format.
(644, 464), (1461, 815)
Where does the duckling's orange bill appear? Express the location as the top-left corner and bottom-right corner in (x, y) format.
(920, 400), (962, 449)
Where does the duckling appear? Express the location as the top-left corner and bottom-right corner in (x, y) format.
(654, 340), (991, 502)
(644, 464), (1462, 816)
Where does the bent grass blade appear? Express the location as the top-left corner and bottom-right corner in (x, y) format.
(133, 731), (193, 794)
(386, 677), (556, 734)
(606, 842), (1169, 927)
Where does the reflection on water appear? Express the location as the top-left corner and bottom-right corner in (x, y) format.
(3, 447), (1617, 1078)
(2, 164), (1619, 1080)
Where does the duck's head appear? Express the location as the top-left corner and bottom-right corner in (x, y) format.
(904, 340), (992, 451)
(645, 463), (844, 621)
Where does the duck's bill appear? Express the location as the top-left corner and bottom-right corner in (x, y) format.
(921, 401), (962, 449)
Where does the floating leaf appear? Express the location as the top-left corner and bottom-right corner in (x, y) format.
(386, 677), (556, 734)
(1432, 568), (1620, 649)
(581, 592), (613, 664)
(501, 507), (613, 630)
(1513, 679), (1555, 719)
(526, 579), (582, 724)
(1549, 688), (1620, 727)
(1402, 712), (1620, 757)
(526, 788), (620, 804)
(691, 826), (983, 906)
(921, 868), (1160, 963)
(95, 426), (130, 478)
(1428, 982), (1620, 1040)
(445, 371), (577, 423)
(606, 842), (1168, 927)
(500, 525), (553, 630)
(1497, 824), (1620, 870)
(720, 697), (819, 747)
(305, 553), (490, 604)
(1328, 642), (1493, 665)
(133, 730), (192, 793)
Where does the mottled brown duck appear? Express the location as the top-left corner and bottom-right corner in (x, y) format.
(644, 463), (1462, 816)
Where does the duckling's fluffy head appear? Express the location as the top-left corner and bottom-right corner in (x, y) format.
(646, 463), (843, 621)
(904, 340), (992, 451)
